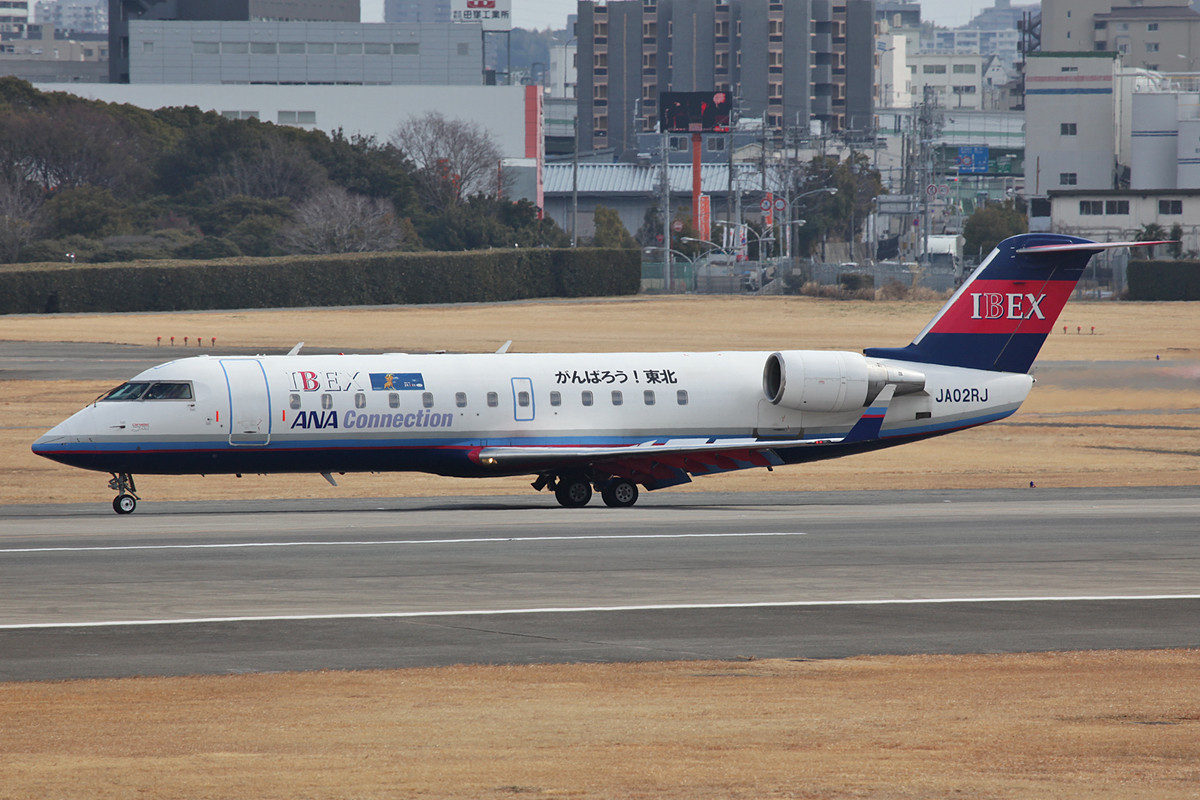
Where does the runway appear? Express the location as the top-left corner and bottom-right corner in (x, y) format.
(1, 487), (1197, 681)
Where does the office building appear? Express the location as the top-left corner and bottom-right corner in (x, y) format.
(576, 0), (876, 159)
(109, 0), (361, 82)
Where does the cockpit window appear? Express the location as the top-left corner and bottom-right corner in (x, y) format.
(144, 382), (193, 400)
(100, 381), (193, 401)
(100, 382), (150, 401)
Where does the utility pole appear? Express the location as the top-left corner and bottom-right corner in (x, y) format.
(662, 128), (672, 289)
(571, 115), (579, 248)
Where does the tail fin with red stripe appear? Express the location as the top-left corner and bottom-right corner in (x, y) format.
(864, 233), (1167, 373)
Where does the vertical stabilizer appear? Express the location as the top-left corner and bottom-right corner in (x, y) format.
(864, 234), (1158, 373)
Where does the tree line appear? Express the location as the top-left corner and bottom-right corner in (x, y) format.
(0, 77), (571, 264)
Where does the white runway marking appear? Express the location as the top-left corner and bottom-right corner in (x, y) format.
(3, 595), (1198, 630)
(0, 531), (805, 555)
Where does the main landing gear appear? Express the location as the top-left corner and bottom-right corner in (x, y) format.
(533, 473), (640, 508)
(108, 472), (139, 515)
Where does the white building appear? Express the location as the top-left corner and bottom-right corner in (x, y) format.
(126, 20), (483, 85)
(1024, 52), (1123, 195)
(1, 0), (28, 33)
(876, 29), (911, 108)
(548, 41), (576, 99)
(1045, 189), (1199, 253)
(908, 52), (988, 111)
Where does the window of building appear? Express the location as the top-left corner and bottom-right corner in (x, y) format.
(952, 63), (976, 74)
(706, 137), (726, 152)
(1159, 199), (1183, 214)
(278, 42), (305, 54)
(1060, 173), (1077, 185)
(364, 42), (390, 55)
(923, 64), (947, 74)
(1079, 200), (1103, 215)
(336, 42), (362, 55)
(1094, 21), (1107, 30)
(1061, 122), (1077, 135)
(953, 85), (977, 94)
(394, 42), (418, 55)
(309, 42), (334, 54)
(594, 52), (607, 68)
(593, 84), (607, 100)
(669, 135), (687, 151)
(1105, 200), (1129, 215)
(142, 41), (154, 53)
(250, 42), (276, 54)
(193, 41), (220, 55)
(1148, 22), (1159, 31)
(1146, 42), (1159, 52)
(1061, 66), (1078, 73)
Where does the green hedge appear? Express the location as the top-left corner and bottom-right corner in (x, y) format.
(1128, 260), (1200, 301)
(0, 248), (641, 314)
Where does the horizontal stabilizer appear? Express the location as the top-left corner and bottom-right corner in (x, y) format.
(1015, 240), (1174, 255)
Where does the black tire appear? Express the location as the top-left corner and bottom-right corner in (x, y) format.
(113, 494), (137, 515)
(601, 478), (639, 508)
(554, 477), (593, 508)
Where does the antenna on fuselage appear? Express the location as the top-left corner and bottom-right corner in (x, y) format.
(287, 342), (304, 356)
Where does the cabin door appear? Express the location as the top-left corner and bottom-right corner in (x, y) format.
(511, 377), (535, 422)
(221, 359), (272, 446)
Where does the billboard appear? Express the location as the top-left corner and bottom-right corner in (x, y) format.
(451, 0), (512, 32)
(660, 91), (732, 133)
(955, 145), (989, 174)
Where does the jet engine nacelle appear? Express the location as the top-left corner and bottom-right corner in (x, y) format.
(763, 350), (926, 413)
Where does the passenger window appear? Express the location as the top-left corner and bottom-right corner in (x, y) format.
(289, 393), (301, 409)
(612, 390), (623, 406)
(422, 392), (434, 408)
(389, 392), (400, 408)
(517, 391), (530, 407)
(321, 393), (332, 410)
(677, 389), (689, 406)
(582, 390), (593, 407)
(644, 390), (655, 406)
(550, 391), (561, 406)
(455, 392), (467, 408)
(354, 392), (366, 408)
(487, 392), (499, 408)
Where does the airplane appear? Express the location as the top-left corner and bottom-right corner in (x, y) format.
(32, 233), (1165, 514)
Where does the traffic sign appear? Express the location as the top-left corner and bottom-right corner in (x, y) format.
(773, 197), (786, 212)
(759, 197), (772, 212)
(925, 184), (938, 197)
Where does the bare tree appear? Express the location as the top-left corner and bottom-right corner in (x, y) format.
(390, 111), (504, 212)
(279, 187), (407, 254)
(210, 135), (327, 203)
(0, 175), (43, 262)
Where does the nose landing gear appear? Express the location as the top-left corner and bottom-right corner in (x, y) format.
(108, 473), (139, 514)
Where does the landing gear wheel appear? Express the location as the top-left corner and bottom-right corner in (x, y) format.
(554, 476), (593, 508)
(108, 473), (139, 515)
(601, 478), (639, 508)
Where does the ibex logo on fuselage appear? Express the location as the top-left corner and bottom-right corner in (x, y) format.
(970, 292), (1047, 321)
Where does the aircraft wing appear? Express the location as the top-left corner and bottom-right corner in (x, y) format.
(476, 387), (895, 489)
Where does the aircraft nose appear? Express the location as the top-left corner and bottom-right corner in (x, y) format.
(32, 416), (76, 454)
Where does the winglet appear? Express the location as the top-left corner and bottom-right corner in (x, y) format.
(287, 342), (305, 356)
(495, 340), (513, 354)
(841, 385), (896, 444)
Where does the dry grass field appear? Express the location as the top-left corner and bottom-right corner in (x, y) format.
(1, 295), (1198, 799)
